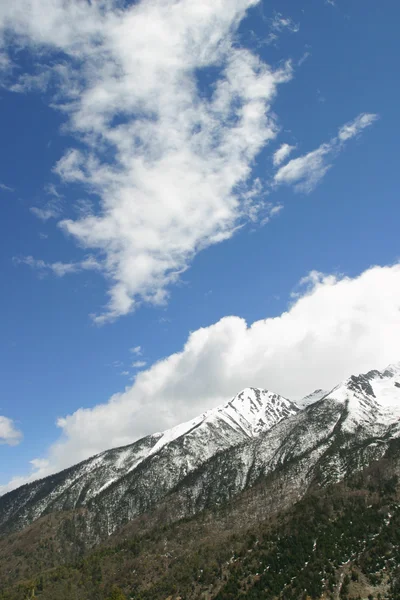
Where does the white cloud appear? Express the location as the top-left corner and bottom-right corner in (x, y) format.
(274, 143), (332, 192)
(2, 262), (400, 494)
(132, 361), (147, 369)
(30, 184), (64, 221)
(13, 255), (101, 277)
(338, 112), (379, 142)
(0, 0), (292, 323)
(298, 51), (311, 67)
(269, 204), (283, 217)
(274, 112), (378, 192)
(0, 51), (10, 72)
(272, 143), (296, 166)
(111, 360), (123, 369)
(30, 206), (60, 221)
(266, 12), (299, 44)
(130, 346), (142, 356)
(270, 13), (300, 34)
(2, 3), (377, 323)
(8, 69), (51, 93)
(0, 182), (14, 192)
(0, 416), (22, 446)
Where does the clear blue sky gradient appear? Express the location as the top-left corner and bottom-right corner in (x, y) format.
(0, 0), (399, 482)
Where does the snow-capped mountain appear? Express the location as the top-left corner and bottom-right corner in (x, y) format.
(150, 387), (299, 454)
(0, 387), (298, 535)
(1, 363), (399, 543)
(324, 363), (400, 432)
(297, 388), (328, 408)
(164, 362), (400, 520)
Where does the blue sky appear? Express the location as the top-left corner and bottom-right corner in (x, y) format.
(1, 0), (400, 492)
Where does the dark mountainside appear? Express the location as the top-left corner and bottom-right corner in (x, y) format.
(1, 363), (400, 600)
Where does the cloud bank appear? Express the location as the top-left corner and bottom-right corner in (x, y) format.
(2, 262), (400, 495)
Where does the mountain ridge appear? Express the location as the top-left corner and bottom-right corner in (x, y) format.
(0, 386), (297, 535)
(1, 363), (399, 544)
(1, 362), (400, 600)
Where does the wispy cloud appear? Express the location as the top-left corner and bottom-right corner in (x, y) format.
(8, 70), (51, 94)
(30, 207), (59, 221)
(132, 360), (147, 369)
(13, 255), (100, 277)
(30, 184), (63, 221)
(0, 182), (14, 193)
(1, 0), (292, 323)
(266, 12), (300, 45)
(0, 51), (11, 73)
(130, 346), (142, 356)
(274, 112), (379, 192)
(274, 143), (332, 192)
(272, 143), (296, 166)
(298, 51), (311, 67)
(0, 416), (22, 446)
(110, 360), (123, 369)
(1, 2), (376, 324)
(338, 112), (379, 142)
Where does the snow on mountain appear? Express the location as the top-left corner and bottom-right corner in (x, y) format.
(0, 387), (297, 533)
(1, 364), (399, 541)
(173, 364), (400, 514)
(94, 387), (298, 480)
(324, 362), (400, 432)
(217, 388), (299, 435)
(149, 387), (299, 457)
(297, 389), (329, 409)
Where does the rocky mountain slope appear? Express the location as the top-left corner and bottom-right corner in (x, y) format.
(0, 362), (400, 600)
(2, 434), (400, 600)
(0, 388), (298, 536)
(1, 363), (399, 543)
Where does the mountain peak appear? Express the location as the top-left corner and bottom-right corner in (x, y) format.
(1, 361), (400, 545)
(117, 387), (298, 478)
(215, 387), (299, 437)
(383, 361), (400, 376)
(326, 362), (400, 430)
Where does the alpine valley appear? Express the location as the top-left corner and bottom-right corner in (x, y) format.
(1, 363), (400, 600)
